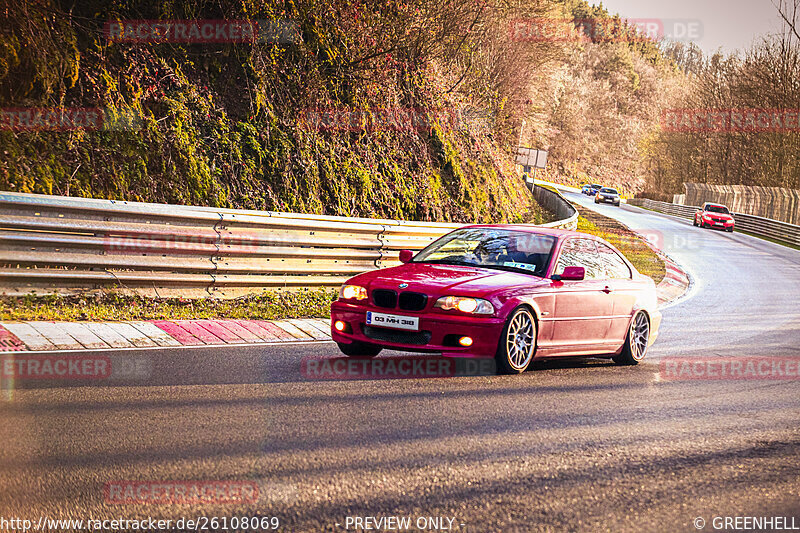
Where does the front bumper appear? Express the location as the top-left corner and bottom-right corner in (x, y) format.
(331, 301), (505, 357)
(597, 196), (620, 204)
(703, 219), (734, 230)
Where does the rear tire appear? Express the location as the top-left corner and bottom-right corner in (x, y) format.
(337, 341), (382, 357)
(613, 311), (650, 366)
(496, 307), (537, 374)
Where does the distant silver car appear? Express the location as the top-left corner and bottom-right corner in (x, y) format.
(595, 187), (620, 206)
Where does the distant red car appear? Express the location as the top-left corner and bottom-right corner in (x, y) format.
(694, 202), (735, 232)
(331, 226), (661, 374)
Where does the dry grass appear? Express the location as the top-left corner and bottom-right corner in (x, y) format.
(575, 209), (666, 284)
(0, 289), (337, 322)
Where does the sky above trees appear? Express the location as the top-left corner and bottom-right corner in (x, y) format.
(597, 0), (783, 53)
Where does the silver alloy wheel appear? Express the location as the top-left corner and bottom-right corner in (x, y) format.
(505, 309), (535, 370)
(629, 312), (650, 361)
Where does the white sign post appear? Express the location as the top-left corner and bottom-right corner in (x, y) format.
(515, 147), (548, 185)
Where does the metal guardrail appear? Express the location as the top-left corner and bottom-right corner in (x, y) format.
(531, 184), (579, 230)
(0, 185), (578, 298)
(627, 198), (800, 247)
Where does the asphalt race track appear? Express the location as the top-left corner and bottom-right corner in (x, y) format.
(2, 197), (800, 532)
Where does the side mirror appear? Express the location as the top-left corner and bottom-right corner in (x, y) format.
(399, 250), (414, 264)
(551, 266), (585, 282)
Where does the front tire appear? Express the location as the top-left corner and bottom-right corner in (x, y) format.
(496, 307), (537, 374)
(693, 217), (699, 227)
(337, 341), (382, 357)
(613, 311), (650, 365)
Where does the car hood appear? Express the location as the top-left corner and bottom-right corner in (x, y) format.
(349, 263), (549, 294)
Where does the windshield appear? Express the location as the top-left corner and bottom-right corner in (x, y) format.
(413, 228), (557, 277)
(600, 188), (618, 194)
(706, 205), (730, 214)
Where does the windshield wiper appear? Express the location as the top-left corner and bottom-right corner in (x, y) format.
(415, 260), (542, 276)
(414, 259), (478, 267)
(478, 264), (542, 276)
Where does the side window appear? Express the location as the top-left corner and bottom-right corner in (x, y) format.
(595, 242), (632, 279)
(555, 239), (603, 279)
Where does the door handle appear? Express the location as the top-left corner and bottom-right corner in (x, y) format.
(602, 286), (612, 294)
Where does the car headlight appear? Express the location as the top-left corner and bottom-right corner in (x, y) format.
(434, 296), (494, 315)
(339, 284), (367, 301)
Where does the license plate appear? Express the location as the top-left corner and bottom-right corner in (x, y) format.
(715, 222), (723, 225)
(366, 311), (419, 331)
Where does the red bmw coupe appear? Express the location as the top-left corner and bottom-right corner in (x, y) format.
(694, 203), (735, 232)
(330, 226), (662, 374)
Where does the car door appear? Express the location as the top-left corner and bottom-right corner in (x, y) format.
(594, 241), (636, 342)
(549, 238), (615, 353)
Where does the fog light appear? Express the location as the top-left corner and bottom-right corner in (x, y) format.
(334, 320), (346, 332)
(458, 336), (473, 347)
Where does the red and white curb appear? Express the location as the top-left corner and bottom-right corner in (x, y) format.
(0, 318), (332, 353)
(656, 258), (691, 307)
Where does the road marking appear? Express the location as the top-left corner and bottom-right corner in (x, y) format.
(0, 324), (27, 351)
(255, 320), (299, 340)
(0, 323), (56, 351)
(0, 319), (337, 352)
(127, 321), (181, 347)
(233, 320), (283, 341)
(104, 322), (158, 348)
(173, 320), (225, 344)
(150, 321), (204, 346)
(287, 318), (330, 339)
(57, 323), (110, 349)
(214, 320), (263, 342)
(270, 320), (313, 340)
(0, 339), (335, 355)
(82, 322), (136, 349)
(28, 322), (83, 350)
(194, 320), (247, 344)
